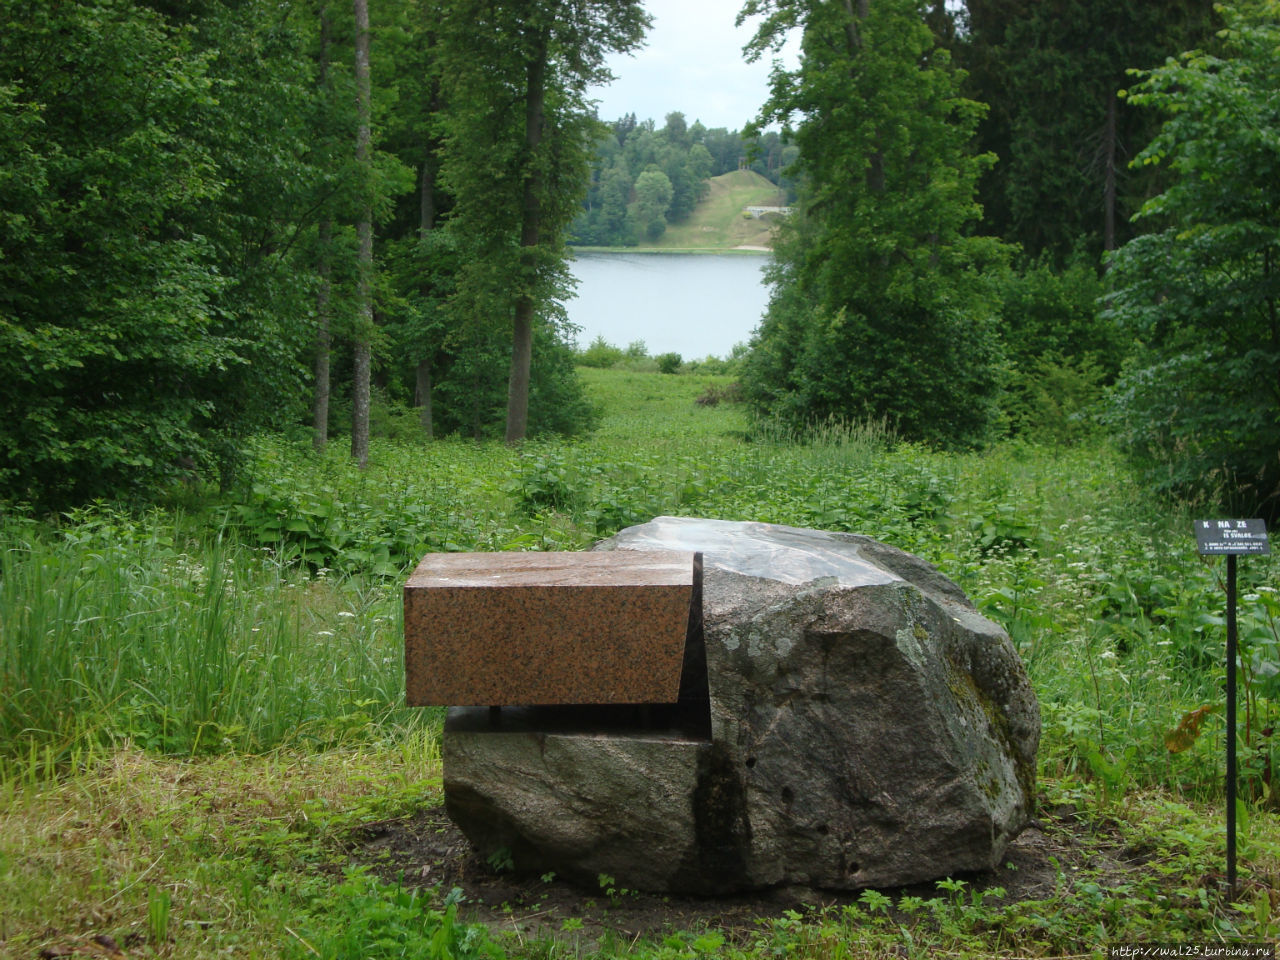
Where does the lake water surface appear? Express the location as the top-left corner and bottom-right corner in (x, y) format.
(564, 252), (772, 361)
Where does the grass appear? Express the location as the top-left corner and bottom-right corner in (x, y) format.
(0, 743), (442, 958)
(653, 170), (784, 251)
(2, 367), (1279, 957)
(576, 366), (746, 440)
(0, 511), (428, 765)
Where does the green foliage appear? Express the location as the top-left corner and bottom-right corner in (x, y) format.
(633, 168), (674, 240)
(0, 1), (232, 508)
(996, 254), (1116, 442)
(957, 0), (1218, 263)
(572, 115), (797, 248)
(0, 0), (374, 507)
(654, 352), (683, 375)
(1103, 0), (1280, 517)
(8, 368), (1280, 806)
(434, 0), (649, 440)
(409, 321), (600, 440)
(0, 507), (424, 764)
(508, 449), (580, 515)
(227, 437), (514, 571)
(740, 0), (1009, 448)
(578, 335), (627, 368)
(5, 368), (1280, 955)
(526, 326), (605, 438)
(576, 337), (742, 379)
(289, 872), (506, 959)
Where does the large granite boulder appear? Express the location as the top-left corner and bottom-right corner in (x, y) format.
(443, 517), (1040, 893)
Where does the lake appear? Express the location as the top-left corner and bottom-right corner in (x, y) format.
(564, 252), (773, 361)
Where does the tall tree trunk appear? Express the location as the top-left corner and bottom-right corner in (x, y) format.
(1103, 90), (1118, 253)
(505, 28), (547, 444)
(314, 220), (332, 449)
(415, 73), (440, 440)
(351, 0), (372, 469)
(312, 6), (333, 450)
(415, 359), (433, 437)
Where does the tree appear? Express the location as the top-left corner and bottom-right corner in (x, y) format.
(632, 168), (674, 240)
(350, 0), (374, 468)
(436, 0), (649, 442)
(663, 111), (690, 148)
(312, 3), (341, 450)
(369, 1), (600, 443)
(958, 0), (1218, 263)
(739, 0), (1006, 447)
(599, 163), (634, 242)
(168, 0), (346, 485)
(0, 0), (242, 507)
(1103, 0), (1280, 516)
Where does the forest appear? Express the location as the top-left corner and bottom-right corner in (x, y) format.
(2, 0), (1276, 518)
(3, 0), (1280, 956)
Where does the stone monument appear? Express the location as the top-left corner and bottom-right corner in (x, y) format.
(405, 517), (1040, 893)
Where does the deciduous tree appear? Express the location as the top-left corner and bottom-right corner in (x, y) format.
(435, 0), (648, 442)
(0, 1), (235, 506)
(740, 0), (1006, 447)
(1103, 0), (1280, 516)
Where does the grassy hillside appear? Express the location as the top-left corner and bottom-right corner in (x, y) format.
(650, 169), (786, 252)
(576, 170), (788, 254)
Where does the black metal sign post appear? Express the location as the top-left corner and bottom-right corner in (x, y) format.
(1194, 518), (1270, 899)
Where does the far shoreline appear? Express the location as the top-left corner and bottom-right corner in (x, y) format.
(570, 245), (771, 257)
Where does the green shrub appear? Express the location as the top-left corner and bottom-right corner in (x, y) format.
(655, 351), (682, 374)
(995, 252), (1115, 443)
(1001, 354), (1108, 444)
(578, 335), (626, 368)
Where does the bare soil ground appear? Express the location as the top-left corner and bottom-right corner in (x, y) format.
(348, 801), (1143, 945)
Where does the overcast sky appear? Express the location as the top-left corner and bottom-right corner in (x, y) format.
(587, 0), (799, 132)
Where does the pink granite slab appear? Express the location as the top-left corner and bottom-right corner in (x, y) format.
(404, 551), (696, 706)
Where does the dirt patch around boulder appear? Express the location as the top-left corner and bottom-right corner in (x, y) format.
(347, 801), (1140, 945)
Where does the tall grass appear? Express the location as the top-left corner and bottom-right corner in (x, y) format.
(0, 510), (428, 771)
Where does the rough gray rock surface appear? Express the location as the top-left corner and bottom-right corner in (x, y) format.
(442, 517), (1040, 893)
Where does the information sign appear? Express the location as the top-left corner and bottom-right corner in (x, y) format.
(1195, 518), (1270, 556)
(1191, 517), (1269, 898)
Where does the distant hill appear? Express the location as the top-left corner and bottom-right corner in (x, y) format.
(574, 170), (788, 254)
(646, 170), (787, 252)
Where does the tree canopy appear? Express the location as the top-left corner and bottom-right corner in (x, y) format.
(0, 0), (640, 508)
(956, 0), (1218, 263)
(1102, 0), (1280, 517)
(572, 115), (797, 247)
(0, 0), (314, 505)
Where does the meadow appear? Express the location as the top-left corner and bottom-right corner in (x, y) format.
(1, 368), (1278, 958)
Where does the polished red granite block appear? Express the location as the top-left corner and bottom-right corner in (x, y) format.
(404, 551), (696, 706)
